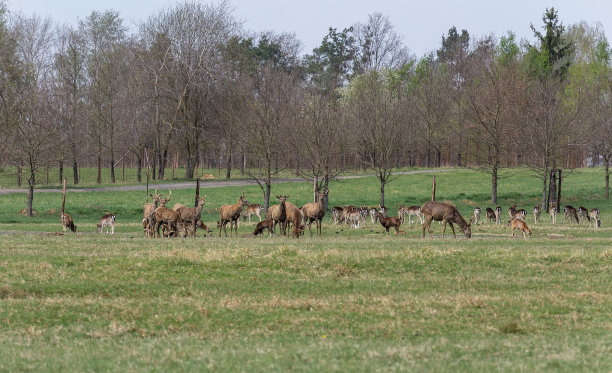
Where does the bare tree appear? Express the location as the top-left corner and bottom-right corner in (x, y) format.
(343, 70), (405, 207)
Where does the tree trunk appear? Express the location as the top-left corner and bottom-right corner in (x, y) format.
(541, 167), (548, 210)
(73, 159), (79, 185)
(491, 166), (498, 205)
(226, 149), (232, 179)
(379, 175), (386, 208)
(313, 176), (319, 202)
(606, 163), (610, 199)
(27, 169), (35, 217)
(263, 181), (271, 216)
(97, 155), (102, 184)
(110, 157), (116, 184)
(137, 154), (142, 182)
(58, 161), (64, 185)
(17, 165), (22, 187)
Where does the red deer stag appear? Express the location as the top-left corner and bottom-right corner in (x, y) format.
(176, 196), (207, 237)
(375, 211), (402, 235)
(97, 214), (116, 234)
(143, 189), (164, 237)
(218, 193), (249, 237)
(508, 218), (532, 238)
(421, 201), (472, 239)
(301, 190), (328, 236)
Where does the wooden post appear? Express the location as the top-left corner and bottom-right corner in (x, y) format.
(432, 176), (436, 201)
(62, 179), (66, 215)
(195, 178), (200, 207)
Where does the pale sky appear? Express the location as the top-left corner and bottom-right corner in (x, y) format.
(9, 0), (612, 57)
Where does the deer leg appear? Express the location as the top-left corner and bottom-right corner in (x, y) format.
(442, 220), (447, 238)
(449, 222), (456, 238)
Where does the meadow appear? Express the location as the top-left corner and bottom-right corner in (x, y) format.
(0, 167), (611, 371)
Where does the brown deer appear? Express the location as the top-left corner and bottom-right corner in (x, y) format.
(507, 204), (518, 219)
(533, 204), (541, 224)
(549, 204), (558, 224)
(564, 205), (579, 224)
(577, 206), (589, 224)
(375, 211), (402, 235)
(508, 218), (532, 238)
(60, 212), (77, 233)
(286, 202), (304, 236)
(97, 214), (115, 234)
(242, 203), (263, 223)
(154, 204), (183, 238)
(486, 207), (496, 223)
(218, 193), (249, 237)
(267, 196), (289, 235)
(421, 201), (472, 239)
(176, 196), (206, 237)
(589, 208), (600, 228)
(301, 190), (327, 236)
(252, 219), (275, 236)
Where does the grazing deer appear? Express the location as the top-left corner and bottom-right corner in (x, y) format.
(577, 206), (590, 224)
(564, 205), (579, 224)
(473, 207), (481, 225)
(301, 190), (328, 236)
(286, 202), (304, 235)
(252, 219), (275, 237)
(589, 208), (600, 228)
(242, 203), (263, 223)
(375, 212), (402, 235)
(486, 207), (496, 223)
(219, 193), (249, 237)
(533, 204), (541, 224)
(508, 218), (532, 238)
(421, 201), (472, 239)
(176, 196), (206, 237)
(60, 212), (77, 233)
(97, 214), (116, 234)
(495, 206), (502, 225)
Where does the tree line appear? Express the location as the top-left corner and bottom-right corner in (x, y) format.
(1, 2), (611, 215)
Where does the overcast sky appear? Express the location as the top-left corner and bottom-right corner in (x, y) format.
(9, 0), (612, 57)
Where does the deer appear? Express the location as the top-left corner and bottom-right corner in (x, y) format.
(513, 209), (527, 221)
(252, 219), (275, 237)
(495, 206), (502, 225)
(533, 204), (541, 224)
(176, 196), (207, 237)
(549, 204), (558, 224)
(508, 218), (532, 238)
(60, 212), (77, 233)
(589, 208), (600, 228)
(473, 207), (481, 225)
(267, 196), (289, 235)
(241, 203), (263, 223)
(331, 206), (344, 224)
(301, 190), (328, 236)
(143, 189), (165, 238)
(564, 205), (579, 224)
(399, 206), (423, 224)
(154, 202), (183, 238)
(375, 211), (402, 235)
(421, 201), (472, 239)
(577, 206), (590, 224)
(219, 193), (249, 237)
(286, 202), (304, 235)
(486, 207), (496, 223)
(97, 214), (115, 234)
(346, 209), (364, 228)
(508, 204), (517, 219)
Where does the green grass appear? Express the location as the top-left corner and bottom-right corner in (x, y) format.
(1, 167), (611, 371)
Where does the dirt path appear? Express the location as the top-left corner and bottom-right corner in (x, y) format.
(0, 169), (453, 195)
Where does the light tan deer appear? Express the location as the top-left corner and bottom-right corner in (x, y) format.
(176, 196), (206, 237)
(154, 202), (183, 238)
(97, 214), (115, 234)
(60, 212), (77, 232)
(589, 208), (600, 228)
(508, 218), (532, 238)
(143, 189), (164, 237)
(242, 203), (263, 223)
(218, 193), (249, 237)
(533, 204), (541, 224)
(549, 203), (558, 224)
(473, 207), (481, 225)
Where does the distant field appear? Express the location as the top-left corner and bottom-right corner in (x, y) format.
(0, 168), (611, 371)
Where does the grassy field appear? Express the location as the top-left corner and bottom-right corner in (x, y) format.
(1, 168), (611, 371)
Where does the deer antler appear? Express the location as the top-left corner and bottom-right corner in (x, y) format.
(167, 189), (172, 199)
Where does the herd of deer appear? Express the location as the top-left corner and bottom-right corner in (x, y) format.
(59, 187), (602, 240)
